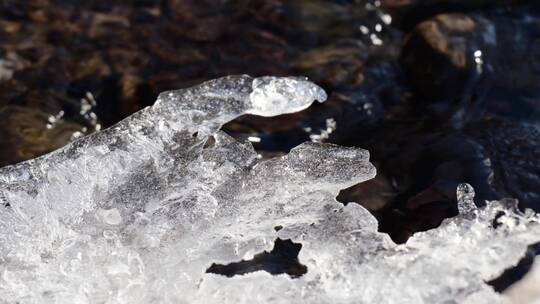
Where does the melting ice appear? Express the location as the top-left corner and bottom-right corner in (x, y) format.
(0, 75), (539, 303)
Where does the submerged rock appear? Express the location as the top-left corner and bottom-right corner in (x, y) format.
(381, 0), (528, 29)
(400, 5), (540, 119)
(0, 106), (85, 167)
(0, 0), (403, 166)
(400, 13), (492, 100)
(0, 76), (539, 303)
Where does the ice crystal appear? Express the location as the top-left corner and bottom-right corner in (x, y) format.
(0, 75), (539, 303)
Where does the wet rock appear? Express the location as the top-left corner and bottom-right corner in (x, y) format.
(382, 0), (524, 10)
(466, 119), (540, 210)
(206, 238), (307, 278)
(381, 0), (529, 29)
(0, 0), (403, 167)
(401, 6), (540, 118)
(336, 109), (540, 243)
(291, 42), (367, 89)
(400, 13), (495, 101)
(337, 174), (395, 212)
(0, 106), (85, 167)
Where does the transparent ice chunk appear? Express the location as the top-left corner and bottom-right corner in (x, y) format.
(457, 183), (477, 216)
(0, 75), (538, 304)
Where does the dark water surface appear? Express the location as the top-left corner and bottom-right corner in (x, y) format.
(0, 0), (539, 287)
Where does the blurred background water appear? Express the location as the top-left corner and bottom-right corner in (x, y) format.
(0, 0), (538, 254)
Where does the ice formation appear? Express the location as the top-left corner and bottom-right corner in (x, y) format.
(0, 75), (539, 303)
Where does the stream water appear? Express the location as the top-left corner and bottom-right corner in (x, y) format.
(0, 0), (539, 290)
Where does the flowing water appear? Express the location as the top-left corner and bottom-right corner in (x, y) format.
(0, 0), (539, 292)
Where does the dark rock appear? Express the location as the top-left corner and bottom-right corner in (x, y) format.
(0, 106), (84, 167)
(206, 238), (307, 278)
(0, 0), (404, 165)
(400, 6), (540, 123)
(400, 13), (494, 101)
(466, 119), (540, 210)
(381, 0), (529, 29)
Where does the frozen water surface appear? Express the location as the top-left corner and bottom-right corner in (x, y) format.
(0, 75), (539, 303)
